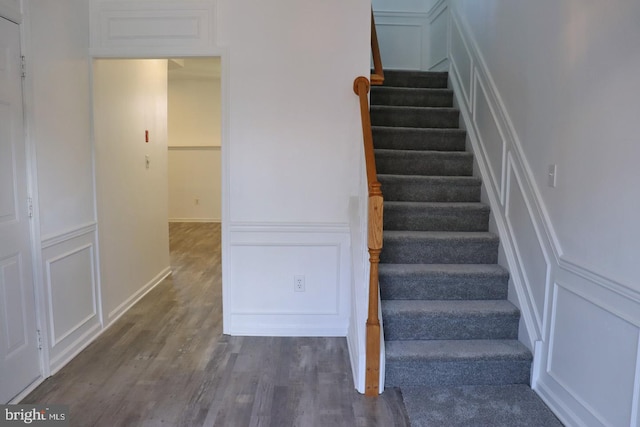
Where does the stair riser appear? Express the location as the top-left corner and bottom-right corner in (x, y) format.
(379, 179), (481, 203)
(373, 128), (466, 152)
(381, 238), (499, 264)
(375, 154), (473, 176)
(379, 276), (508, 300)
(382, 71), (448, 88)
(384, 208), (489, 232)
(371, 107), (459, 129)
(371, 89), (453, 107)
(385, 360), (531, 387)
(382, 313), (519, 340)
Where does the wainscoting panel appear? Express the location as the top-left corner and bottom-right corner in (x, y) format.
(449, 13), (472, 108)
(548, 281), (639, 427)
(473, 74), (505, 200)
(41, 223), (101, 373)
(505, 159), (549, 334)
(90, 0), (216, 56)
(374, 12), (427, 71)
(227, 224), (350, 336)
(449, 3), (640, 425)
(427, 0), (449, 71)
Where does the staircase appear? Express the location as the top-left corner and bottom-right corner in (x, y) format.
(371, 70), (532, 388)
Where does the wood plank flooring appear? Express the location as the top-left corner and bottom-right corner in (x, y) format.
(23, 223), (409, 427)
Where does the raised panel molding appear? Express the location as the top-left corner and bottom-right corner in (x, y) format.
(449, 13), (472, 108)
(90, 0), (217, 56)
(374, 12), (428, 71)
(0, 0), (21, 24)
(427, 0), (449, 71)
(548, 281), (639, 427)
(505, 156), (550, 336)
(40, 224), (101, 373)
(226, 223), (350, 336)
(45, 244), (97, 347)
(449, 3), (640, 425)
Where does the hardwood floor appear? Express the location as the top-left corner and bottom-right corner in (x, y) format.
(23, 223), (409, 427)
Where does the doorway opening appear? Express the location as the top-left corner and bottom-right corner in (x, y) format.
(92, 57), (222, 327)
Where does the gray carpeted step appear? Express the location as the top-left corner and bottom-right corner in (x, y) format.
(382, 300), (520, 340)
(378, 175), (481, 203)
(379, 264), (508, 300)
(401, 384), (563, 427)
(382, 70), (449, 88)
(375, 149), (473, 176)
(371, 106), (459, 129)
(385, 340), (531, 387)
(371, 87), (453, 107)
(384, 202), (489, 232)
(373, 127), (467, 152)
(381, 231), (499, 264)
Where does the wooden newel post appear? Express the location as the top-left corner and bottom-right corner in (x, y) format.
(354, 76), (384, 396)
(365, 183), (383, 396)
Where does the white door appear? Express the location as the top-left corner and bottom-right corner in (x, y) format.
(0, 17), (41, 403)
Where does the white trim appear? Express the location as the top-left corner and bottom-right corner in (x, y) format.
(427, 0), (449, 19)
(169, 218), (220, 223)
(41, 222), (97, 249)
(48, 322), (102, 374)
(373, 11), (428, 20)
(229, 222), (350, 234)
(558, 257), (640, 305)
(535, 379), (586, 427)
(107, 267), (171, 323)
(168, 145), (220, 151)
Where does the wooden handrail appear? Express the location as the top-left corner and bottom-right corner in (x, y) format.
(370, 10), (384, 86)
(353, 76), (384, 396)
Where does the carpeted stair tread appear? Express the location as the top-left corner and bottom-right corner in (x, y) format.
(372, 126), (466, 151)
(379, 263), (508, 300)
(375, 149), (473, 176)
(385, 339), (531, 362)
(401, 384), (563, 427)
(381, 231), (499, 264)
(379, 175), (481, 202)
(382, 299), (520, 340)
(384, 340), (531, 387)
(371, 105), (460, 129)
(382, 70), (449, 88)
(384, 201), (489, 231)
(371, 86), (453, 107)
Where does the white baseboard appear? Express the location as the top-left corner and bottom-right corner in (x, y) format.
(107, 267), (171, 324)
(168, 218), (220, 223)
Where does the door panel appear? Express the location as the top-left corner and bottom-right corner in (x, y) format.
(0, 17), (41, 403)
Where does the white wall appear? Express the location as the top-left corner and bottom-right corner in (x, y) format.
(168, 62), (221, 222)
(222, 0), (369, 336)
(168, 147), (221, 222)
(23, 0), (101, 375)
(450, 1), (640, 425)
(372, 0), (449, 71)
(93, 59), (171, 323)
(89, 0), (371, 338)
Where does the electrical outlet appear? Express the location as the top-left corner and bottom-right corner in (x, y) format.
(294, 275), (305, 292)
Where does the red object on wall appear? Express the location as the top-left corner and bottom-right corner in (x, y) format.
(145, 130), (149, 143)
